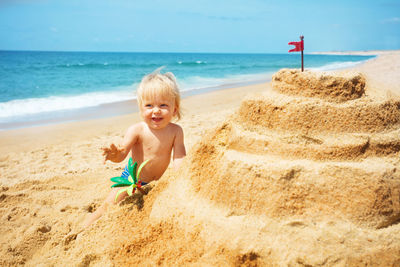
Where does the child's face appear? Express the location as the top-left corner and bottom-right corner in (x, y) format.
(140, 96), (176, 130)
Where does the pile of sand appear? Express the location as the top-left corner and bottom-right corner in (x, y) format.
(187, 70), (400, 230)
(1, 66), (400, 266)
(271, 69), (366, 102)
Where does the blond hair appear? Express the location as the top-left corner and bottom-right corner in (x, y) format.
(137, 68), (182, 120)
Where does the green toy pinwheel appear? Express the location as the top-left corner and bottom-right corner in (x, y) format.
(110, 158), (149, 202)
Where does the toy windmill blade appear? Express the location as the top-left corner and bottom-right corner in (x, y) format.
(137, 159), (150, 180)
(128, 158), (138, 180)
(110, 176), (132, 186)
(115, 188), (127, 202)
(127, 185), (135, 196)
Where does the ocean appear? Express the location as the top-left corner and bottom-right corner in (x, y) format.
(0, 51), (374, 130)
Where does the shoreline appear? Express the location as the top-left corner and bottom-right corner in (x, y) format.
(0, 50), (392, 134)
(0, 52), (377, 131)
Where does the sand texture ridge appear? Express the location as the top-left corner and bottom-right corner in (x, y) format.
(0, 51), (400, 266)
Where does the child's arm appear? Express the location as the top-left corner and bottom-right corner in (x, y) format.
(172, 125), (186, 169)
(102, 124), (139, 163)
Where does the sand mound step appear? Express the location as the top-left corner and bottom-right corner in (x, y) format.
(222, 149), (398, 182)
(222, 122), (400, 160)
(237, 90), (400, 134)
(271, 69), (366, 102)
(188, 139), (400, 229)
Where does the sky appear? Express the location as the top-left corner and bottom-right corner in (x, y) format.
(0, 0), (399, 53)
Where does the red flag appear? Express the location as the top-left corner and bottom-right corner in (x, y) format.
(288, 40), (304, 52)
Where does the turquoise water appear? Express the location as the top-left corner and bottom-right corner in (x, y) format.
(0, 51), (374, 128)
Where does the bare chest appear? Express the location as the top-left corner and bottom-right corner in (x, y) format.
(141, 135), (173, 156)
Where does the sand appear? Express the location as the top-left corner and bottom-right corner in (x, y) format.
(1, 50), (399, 266)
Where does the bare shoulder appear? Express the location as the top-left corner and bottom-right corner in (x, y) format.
(168, 122), (184, 135)
(127, 122), (144, 131)
(125, 122), (145, 137)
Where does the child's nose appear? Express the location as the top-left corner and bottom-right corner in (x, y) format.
(154, 107), (161, 114)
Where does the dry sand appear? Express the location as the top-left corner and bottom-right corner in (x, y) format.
(1, 50), (399, 266)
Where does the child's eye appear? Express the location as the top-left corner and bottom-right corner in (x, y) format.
(145, 104), (152, 107)
(161, 104), (168, 107)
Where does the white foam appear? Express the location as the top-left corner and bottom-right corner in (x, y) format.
(0, 58), (364, 124)
(0, 71), (274, 122)
(5, 60), (365, 124)
(0, 88), (136, 121)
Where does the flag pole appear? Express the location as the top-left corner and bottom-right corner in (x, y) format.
(300, 35), (304, 72)
(288, 35), (305, 71)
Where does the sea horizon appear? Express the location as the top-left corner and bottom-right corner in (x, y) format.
(2, 49), (377, 54)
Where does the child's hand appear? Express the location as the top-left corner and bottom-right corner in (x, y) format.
(102, 144), (120, 164)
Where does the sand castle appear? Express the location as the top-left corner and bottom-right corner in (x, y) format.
(144, 69), (400, 265)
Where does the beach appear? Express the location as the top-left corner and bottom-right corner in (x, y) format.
(1, 50), (400, 266)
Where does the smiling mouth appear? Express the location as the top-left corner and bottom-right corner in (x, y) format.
(152, 117), (163, 123)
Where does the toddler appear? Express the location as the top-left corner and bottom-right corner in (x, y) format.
(84, 70), (186, 227)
